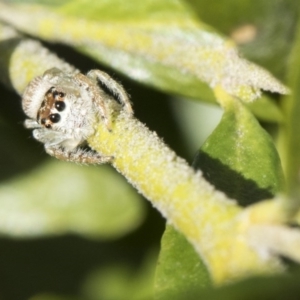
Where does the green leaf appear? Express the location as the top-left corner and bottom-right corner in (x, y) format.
(281, 19), (300, 202)
(171, 96), (283, 159)
(0, 160), (145, 239)
(0, 1), (288, 112)
(154, 225), (211, 300)
(193, 92), (284, 206)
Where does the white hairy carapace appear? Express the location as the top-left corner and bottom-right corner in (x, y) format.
(22, 67), (133, 164)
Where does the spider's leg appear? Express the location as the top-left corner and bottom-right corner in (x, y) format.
(45, 144), (113, 165)
(87, 69), (133, 115)
(33, 128), (66, 145)
(74, 72), (112, 130)
(24, 119), (41, 129)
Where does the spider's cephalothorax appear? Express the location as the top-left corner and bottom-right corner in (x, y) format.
(22, 67), (133, 164)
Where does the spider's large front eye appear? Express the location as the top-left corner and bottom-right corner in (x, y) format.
(55, 101), (66, 112)
(49, 113), (61, 123)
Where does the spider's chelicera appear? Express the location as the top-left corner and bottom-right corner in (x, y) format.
(22, 67), (133, 164)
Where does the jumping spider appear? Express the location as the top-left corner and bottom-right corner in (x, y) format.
(22, 67), (133, 164)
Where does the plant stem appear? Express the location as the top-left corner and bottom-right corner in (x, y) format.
(88, 104), (282, 283)
(0, 23), (75, 94)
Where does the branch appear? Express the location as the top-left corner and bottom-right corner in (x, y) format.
(0, 22), (75, 94)
(87, 103), (283, 283)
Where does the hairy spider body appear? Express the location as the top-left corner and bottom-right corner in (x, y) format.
(22, 67), (132, 164)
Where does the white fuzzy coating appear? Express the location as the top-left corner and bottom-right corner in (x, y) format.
(22, 75), (52, 119)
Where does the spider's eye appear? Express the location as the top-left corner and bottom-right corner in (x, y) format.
(45, 123), (52, 129)
(49, 113), (61, 123)
(53, 90), (65, 99)
(55, 101), (66, 112)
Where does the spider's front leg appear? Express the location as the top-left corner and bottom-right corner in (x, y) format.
(24, 119), (42, 129)
(87, 69), (133, 115)
(33, 128), (113, 165)
(74, 72), (112, 130)
(45, 144), (113, 165)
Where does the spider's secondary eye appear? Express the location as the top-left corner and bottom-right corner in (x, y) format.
(45, 123), (52, 129)
(49, 113), (61, 123)
(41, 118), (46, 125)
(53, 91), (65, 99)
(55, 101), (66, 111)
